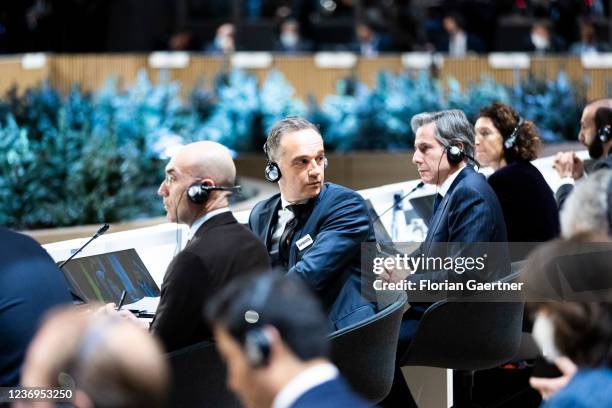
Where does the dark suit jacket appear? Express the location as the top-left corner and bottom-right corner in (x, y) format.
(556, 153), (612, 209)
(249, 183), (376, 330)
(406, 166), (509, 299)
(0, 228), (72, 386)
(151, 212), (270, 352)
(290, 377), (372, 408)
(488, 161), (560, 253)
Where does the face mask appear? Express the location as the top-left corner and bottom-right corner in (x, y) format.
(531, 33), (549, 50)
(280, 32), (299, 48)
(532, 312), (562, 363)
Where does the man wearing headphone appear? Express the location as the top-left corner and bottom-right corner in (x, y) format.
(151, 141), (270, 352)
(207, 272), (370, 408)
(382, 110), (509, 406)
(248, 116), (376, 330)
(554, 99), (612, 208)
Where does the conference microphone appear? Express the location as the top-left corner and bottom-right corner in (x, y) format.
(58, 224), (110, 269)
(374, 181), (425, 223)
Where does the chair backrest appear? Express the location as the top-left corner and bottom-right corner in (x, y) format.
(400, 271), (524, 370)
(166, 341), (242, 408)
(328, 291), (407, 404)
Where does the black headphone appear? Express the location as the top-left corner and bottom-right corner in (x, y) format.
(504, 116), (524, 150)
(186, 183), (241, 204)
(445, 144), (480, 167)
(263, 143), (328, 183)
(242, 274), (276, 367)
(598, 125), (612, 144)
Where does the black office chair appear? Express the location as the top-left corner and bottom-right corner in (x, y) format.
(166, 341), (242, 408)
(400, 271), (524, 406)
(328, 291), (408, 404)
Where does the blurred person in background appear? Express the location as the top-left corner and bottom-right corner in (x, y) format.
(521, 236), (612, 407)
(569, 19), (609, 55)
(0, 227), (72, 386)
(207, 272), (370, 408)
(523, 20), (565, 54)
(205, 23), (236, 55)
(554, 100), (612, 208)
(18, 306), (169, 408)
(475, 102), (559, 255)
(436, 13), (484, 56)
(274, 19), (312, 53)
(560, 169), (612, 239)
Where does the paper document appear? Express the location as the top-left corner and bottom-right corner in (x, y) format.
(123, 296), (160, 313)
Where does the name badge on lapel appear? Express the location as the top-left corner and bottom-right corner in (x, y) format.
(296, 234), (313, 251)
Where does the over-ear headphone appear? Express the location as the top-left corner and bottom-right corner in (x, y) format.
(598, 125), (612, 144)
(186, 184), (241, 204)
(263, 143), (282, 183)
(263, 143), (329, 183)
(504, 116), (524, 150)
(242, 274), (276, 367)
(446, 145), (465, 165)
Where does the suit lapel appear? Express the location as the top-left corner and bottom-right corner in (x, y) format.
(259, 196), (281, 248)
(424, 167), (472, 249)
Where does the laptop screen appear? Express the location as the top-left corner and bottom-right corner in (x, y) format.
(59, 249), (160, 305)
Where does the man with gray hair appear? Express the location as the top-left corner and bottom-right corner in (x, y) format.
(152, 141), (269, 352)
(560, 169), (612, 238)
(249, 116), (376, 330)
(382, 110), (509, 406)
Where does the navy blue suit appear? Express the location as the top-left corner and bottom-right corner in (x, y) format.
(0, 228), (72, 386)
(406, 166), (509, 292)
(290, 377), (372, 408)
(249, 183), (376, 330)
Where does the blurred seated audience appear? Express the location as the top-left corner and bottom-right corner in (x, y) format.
(206, 272), (371, 408)
(205, 23), (236, 55)
(0, 227), (72, 386)
(18, 306), (168, 408)
(569, 19), (610, 56)
(437, 13), (485, 56)
(274, 19), (313, 53)
(350, 22), (394, 57)
(560, 169), (612, 239)
(475, 102), (559, 255)
(521, 236), (612, 406)
(167, 30), (197, 51)
(523, 20), (565, 54)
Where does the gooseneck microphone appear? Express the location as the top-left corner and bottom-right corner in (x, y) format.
(58, 224), (110, 269)
(374, 181), (425, 223)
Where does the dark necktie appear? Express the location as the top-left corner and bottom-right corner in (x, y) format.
(279, 203), (310, 266)
(432, 193), (443, 215)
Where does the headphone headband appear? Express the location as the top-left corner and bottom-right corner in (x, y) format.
(504, 116), (524, 150)
(242, 274), (277, 367)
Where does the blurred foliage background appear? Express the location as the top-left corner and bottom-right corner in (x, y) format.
(0, 68), (585, 229)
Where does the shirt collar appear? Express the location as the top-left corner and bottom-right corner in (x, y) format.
(187, 207), (231, 240)
(438, 165), (466, 198)
(272, 363), (339, 408)
(280, 196), (310, 210)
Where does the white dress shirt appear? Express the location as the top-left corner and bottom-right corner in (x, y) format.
(270, 197), (309, 257)
(272, 363), (339, 408)
(438, 164), (466, 198)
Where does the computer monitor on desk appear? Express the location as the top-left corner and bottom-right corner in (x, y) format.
(59, 248), (160, 307)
